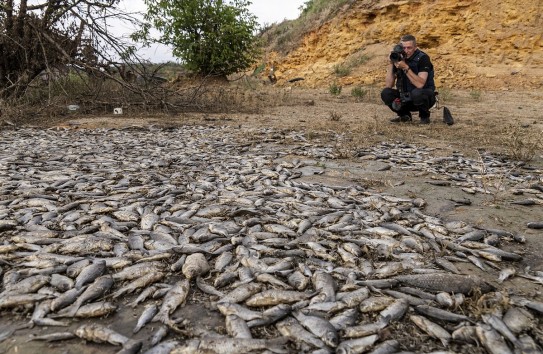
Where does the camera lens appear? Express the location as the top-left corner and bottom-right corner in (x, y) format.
(390, 52), (401, 61)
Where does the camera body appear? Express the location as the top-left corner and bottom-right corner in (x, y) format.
(400, 92), (412, 103)
(389, 43), (406, 63)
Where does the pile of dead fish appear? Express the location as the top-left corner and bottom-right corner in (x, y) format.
(0, 126), (542, 354)
(357, 141), (543, 199)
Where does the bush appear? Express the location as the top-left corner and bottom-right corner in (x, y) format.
(351, 86), (366, 100)
(329, 82), (342, 96)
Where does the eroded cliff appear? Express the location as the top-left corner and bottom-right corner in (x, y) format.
(263, 0), (543, 90)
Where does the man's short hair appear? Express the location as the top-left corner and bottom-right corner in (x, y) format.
(400, 34), (417, 46)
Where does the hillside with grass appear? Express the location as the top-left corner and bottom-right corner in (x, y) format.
(258, 0), (543, 90)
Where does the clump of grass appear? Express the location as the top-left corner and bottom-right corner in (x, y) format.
(329, 81), (342, 96)
(333, 64), (351, 77)
(469, 90), (482, 101)
(436, 88), (453, 102)
(351, 86), (366, 101)
(501, 124), (542, 161)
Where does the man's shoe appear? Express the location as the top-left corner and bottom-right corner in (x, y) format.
(419, 117), (430, 124)
(390, 115), (412, 123)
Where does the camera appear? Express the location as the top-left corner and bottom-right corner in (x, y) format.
(400, 92), (412, 103)
(389, 44), (405, 63)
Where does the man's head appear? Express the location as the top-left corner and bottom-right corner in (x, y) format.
(400, 34), (417, 59)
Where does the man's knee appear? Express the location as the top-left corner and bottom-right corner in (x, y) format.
(411, 88), (434, 106)
(381, 88), (397, 104)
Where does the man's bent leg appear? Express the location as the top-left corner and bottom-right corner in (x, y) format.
(381, 88), (412, 121)
(411, 88), (435, 123)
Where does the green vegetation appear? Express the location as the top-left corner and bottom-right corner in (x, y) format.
(351, 86), (366, 101)
(329, 81), (342, 96)
(469, 89), (482, 101)
(333, 64), (351, 77)
(299, 0), (352, 17)
(137, 0), (260, 77)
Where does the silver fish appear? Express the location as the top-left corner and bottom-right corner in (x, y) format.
(336, 334), (379, 354)
(182, 253), (210, 279)
(476, 324), (513, 354)
(133, 303), (158, 333)
(394, 273), (494, 294)
(112, 271), (165, 299)
(225, 314), (253, 339)
(292, 310), (339, 348)
(378, 298), (409, 324)
(245, 290), (311, 307)
(276, 317), (327, 349)
(74, 259), (106, 289)
(153, 279), (190, 324)
(410, 314), (451, 346)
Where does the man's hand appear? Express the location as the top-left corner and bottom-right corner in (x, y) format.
(395, 60), (408, 71)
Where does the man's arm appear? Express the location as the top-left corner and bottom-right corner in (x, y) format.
(385, 64), (395, 88)
(404, 69), (428, 89)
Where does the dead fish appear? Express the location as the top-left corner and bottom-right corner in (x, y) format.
(1, 274), (50, 296)
(359, 296), (395, 313)
(112, 261), (164, 281)
(153, 279), (190, 324)
(410, 314), (451, 346)
(74, 323), (129, 346)
(247, 304), (291, 328)
(112, 271), (165, 299)
(382, 289), (430, 306)
(482, 313), (520, 346)
(498, 267), (516, 283)
(73, 301), (117, 318)
(27, 332), (76, 342)
(415, 305), (472, 323)
(336, 334), (379, 354)
(329, 308), (359, 331)
(50, 273), (74, 292)
(394, 273), (494, 294)
(516, 334), (542, 354)
(378, 298), (409, 324)
(50, 287), (86, 312)
(133, 303), (159, 334)
(225, 314), (252, 339)
(342, 320), (388, 339)
(174, 336), (288, 354)
(288, 271), (310, 291)
(194, 276), (223, 297)
(214, 251), (233, 272)
(435, 292), (455, 308)
(0, 293), (51, 309)
(66, 259), (91, 278)
(217, 302), (262, 321)
(312, 271), (337, 302)
(476, 324), (514, 354)
(452, 325), (478, 345)
(434, 257), (461, 274)
(366, 339), (399, 354)
(527, 222), (543, 229)
(150, 326), (170, 346)
(182, 253), (210, 279)
(141, 212), (159, 230)
(502, 307), (534, 334)
(467, 255), (487, 271)
(218, 283), (263, 305)
(54, 275), (114, 317)
(74, 259), (106, 289)
(246, 290), (311, 307)
(276, 317), (327, 349)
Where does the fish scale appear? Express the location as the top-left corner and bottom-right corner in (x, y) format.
(0, 127), (537, 354)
